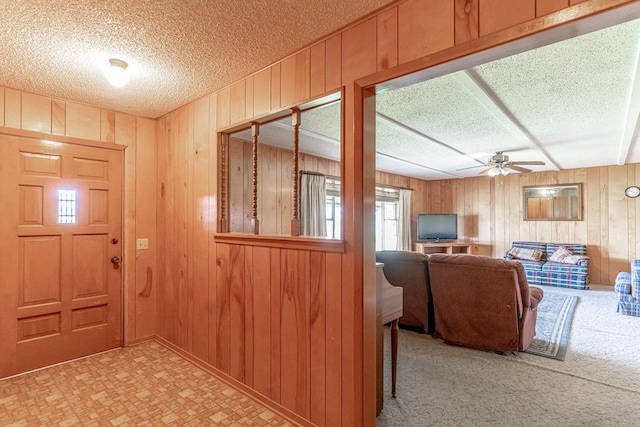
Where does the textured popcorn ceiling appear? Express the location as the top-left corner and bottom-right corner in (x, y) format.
(237, 17), (640, 180)
(3, 2), (639, 180)
(0, 0), (393, 118)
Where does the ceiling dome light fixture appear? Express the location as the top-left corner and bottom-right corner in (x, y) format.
(105, 58), (130, 87)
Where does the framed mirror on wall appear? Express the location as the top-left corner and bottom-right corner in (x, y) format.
(523, 184), (583, 221)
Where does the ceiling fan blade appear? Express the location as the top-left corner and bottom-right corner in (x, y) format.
(456, 164), (487, 171)
(508, 161), (545, 166)
(506, 165), (532, 173)
(476, 167), (494, 175)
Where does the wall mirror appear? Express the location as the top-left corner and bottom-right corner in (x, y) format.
(523, 184), (582, 221)
(223, 94), (341, 238)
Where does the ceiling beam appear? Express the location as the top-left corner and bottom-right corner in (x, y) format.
(457, 69), (561, 170)
(375, 112), (486, 172)
(376, 151), (460, 178)
(272, 120), (460, 177)
(617, 44), (640, 165)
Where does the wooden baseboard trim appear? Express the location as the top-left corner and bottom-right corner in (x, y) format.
(151, 335), (315, 427)
(124, 335), (156, 346)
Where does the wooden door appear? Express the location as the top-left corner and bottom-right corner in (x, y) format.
(0, 134), (123, 378)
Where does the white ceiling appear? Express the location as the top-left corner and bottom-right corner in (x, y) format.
(0, 0), (393, 119)
(237, 17), (640, 180)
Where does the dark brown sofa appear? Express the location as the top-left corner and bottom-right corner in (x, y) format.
(428, 253), (544, 352)
(376, 250), (434, 334)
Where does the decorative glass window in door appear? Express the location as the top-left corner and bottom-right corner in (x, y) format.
(58, 189), (77, 223)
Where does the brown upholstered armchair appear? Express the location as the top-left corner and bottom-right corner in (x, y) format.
(376, 250), (434, 334)
(427, 253), (544, 352)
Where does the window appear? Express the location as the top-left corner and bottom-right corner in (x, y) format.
(323, 179), (401, 248)
(58, 189), (77, 224)
(325, 178), (341, 239)
(325, 195), (341, 239)
(375, 199), (399, 250)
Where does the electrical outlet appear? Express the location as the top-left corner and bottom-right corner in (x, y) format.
(136, 238), (149, 250)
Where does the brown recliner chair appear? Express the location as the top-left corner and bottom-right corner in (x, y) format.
(427, 253), (544, 352)
(376, 250), (434, 334)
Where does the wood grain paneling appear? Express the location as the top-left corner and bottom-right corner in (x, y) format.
(5, 88), (21, 129)
(243, 246), (254, 388)
(0, 87), (5, 127)
(101, 110), (115, 143)
(217, 86), (231, 129)
(230, 80), (246, 126)
(192, 97), (210, 361)
(269, 247), (282, 403)
(51, 100), (65, 136)
(21, 93), (51, 134)
(207, 93), (219, 367)
(398, 0), (455, 64)
(280, 249), (310, 417)
(117, 112), (138, 345)
(537, 0), (569, 16)
(215, 242), (231, 373)
(377, 7), (398, 72)
(271, 63), (281, 110)
(155, 118), (168, 341)
(229, 244), (246, 381)
(309, 250), (326, 426)
(479, 0), (536, 36)
(245, 76), (254, 120)
(279, 149), (293, 234)
(260, 142), (279, 235)
(310, 42), (326, 97)
(417, 164), (640, 285)
(134, 117), (157, 341)
(252, 246), (271, 397)
(325, 35), (342, 92)
(65, 102), (101, 141)
(253, 69), (271, 117)
(455, 0), (479, 44)
(151, 2), (637, 426)
(341, 18), (377, 84)
(281, 50), (311, 108)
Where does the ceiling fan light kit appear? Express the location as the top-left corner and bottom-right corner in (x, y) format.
(488, 165), (509, 177)
(458, 151), (546, 176)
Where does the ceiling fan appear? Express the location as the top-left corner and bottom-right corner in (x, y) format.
(458, 151), (545, 176)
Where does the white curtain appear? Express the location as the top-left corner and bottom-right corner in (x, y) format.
(300, 173), (327, 237)
(397, 188), (412, 251)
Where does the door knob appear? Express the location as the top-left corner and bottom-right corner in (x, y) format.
(111, 256), (120, 264)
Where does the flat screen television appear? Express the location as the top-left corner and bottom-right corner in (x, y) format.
(417, 214), (458, 242)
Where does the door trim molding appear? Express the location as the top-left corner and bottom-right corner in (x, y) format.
(0, 126), (128, 151)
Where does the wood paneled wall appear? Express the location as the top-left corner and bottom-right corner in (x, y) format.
(228, 138), (341, 234)
(404, 164), (640, 285)
(155, 1), (637, 426)
(0, 86), (157, 344)
(228, 148), (640, 286)
(3, 0), (636, 424)
(151, 0), (631, 426)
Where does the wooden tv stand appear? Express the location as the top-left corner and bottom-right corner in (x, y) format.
(415, 241), (471, 255)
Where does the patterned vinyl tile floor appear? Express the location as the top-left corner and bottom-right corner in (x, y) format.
(0, 341), (293, 426)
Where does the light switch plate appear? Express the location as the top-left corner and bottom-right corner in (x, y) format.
(136, 238), (149, 250)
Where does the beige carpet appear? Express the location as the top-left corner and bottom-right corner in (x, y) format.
(377, 285), (640, 426)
